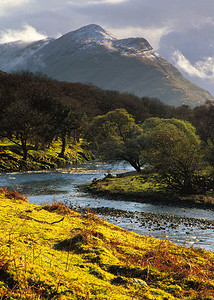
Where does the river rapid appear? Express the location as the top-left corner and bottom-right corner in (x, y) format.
(0, 161), (214, 252)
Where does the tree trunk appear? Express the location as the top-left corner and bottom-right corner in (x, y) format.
(58, 135), (67, 158)
(21, 137), (28, 161)
(128, 160), (141, 172)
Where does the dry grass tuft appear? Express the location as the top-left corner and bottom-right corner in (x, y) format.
(0, 186), (28, 202)
(42, 201), (73, 215)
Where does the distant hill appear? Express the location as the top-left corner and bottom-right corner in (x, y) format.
(0, 71), (162, 123)
(0, 24), (213, 107)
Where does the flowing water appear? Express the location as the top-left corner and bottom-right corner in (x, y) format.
(0, 161), (214, 252)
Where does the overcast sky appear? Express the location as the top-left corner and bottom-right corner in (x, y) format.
(1, 0), (214, 94)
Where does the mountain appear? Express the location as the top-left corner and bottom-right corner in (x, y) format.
(0, 24), (213, 107)
(0, 38), (52, 72)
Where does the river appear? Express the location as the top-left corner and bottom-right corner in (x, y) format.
(0, 161), (214, 252)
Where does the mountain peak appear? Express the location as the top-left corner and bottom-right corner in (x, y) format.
(62, 25), (153, 55)
(115, 37), (153, 53)
(0, 24), (212, 107)
(67, 24), (116, 42)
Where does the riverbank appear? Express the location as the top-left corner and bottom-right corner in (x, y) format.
(0, 138), (91, 173)
(1, 187), (214, 300)
(81, 206), (214, 232)
(86, 171), (214, 210)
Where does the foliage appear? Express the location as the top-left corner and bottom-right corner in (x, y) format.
(0, 190), (214, 299)
(0, 97), (51, 160)
(0, 138), (91, 172)
(191, 100), (214, 146)
(206, 144), (214, 171)
(89, 172), (214, 206)
(0, 71), (177, 166)
(141, 118), (206, 193)
(55, 106), (81, 158)
(86, 109), (144, 172)
(0, 71), (214, 192)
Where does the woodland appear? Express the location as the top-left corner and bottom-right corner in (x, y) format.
(0, 71), (214, 196)
(1, 73), (214, 300)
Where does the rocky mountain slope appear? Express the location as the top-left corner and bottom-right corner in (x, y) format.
(0, 24), (213, 107)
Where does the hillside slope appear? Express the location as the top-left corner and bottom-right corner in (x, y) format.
(0, 188), (214, 299)
(0, 24), (213, 107)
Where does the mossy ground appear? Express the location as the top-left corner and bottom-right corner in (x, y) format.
(89, 171), (214, 207)
(0, 138), (92, 173)
(89, 172), (166, 194)
(0, 188), (214, 299)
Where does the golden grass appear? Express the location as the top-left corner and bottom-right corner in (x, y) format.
(0, 190), (214, 299)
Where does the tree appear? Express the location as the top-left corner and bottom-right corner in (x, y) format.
(1, 97), (51, 160)
(142, 117), (203, 193)
(141, 97), (170, 118)
(85, 109), (144, 172)
(0, 74), (57, 160)
(191, 100), (214, 146)
(56, 106), (80, 158)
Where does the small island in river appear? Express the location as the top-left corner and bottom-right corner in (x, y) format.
(87, 168), (214, 210)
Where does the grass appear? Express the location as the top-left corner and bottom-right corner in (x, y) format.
(95, 173), (166, 193)
(88, 171), (170, 200)
(0, 138), (92, 172)
(0, 188), (214, 299)
(88, 171), (214, 207)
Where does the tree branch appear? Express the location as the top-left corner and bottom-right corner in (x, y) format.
(19, 214), (64, 225)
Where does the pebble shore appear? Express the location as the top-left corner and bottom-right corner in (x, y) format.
(79, 206), (214, 232)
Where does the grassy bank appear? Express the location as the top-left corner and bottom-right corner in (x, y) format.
(0, 188), (214, 299)
(0, 138), (92, 173)
(87, 171), (214, 208)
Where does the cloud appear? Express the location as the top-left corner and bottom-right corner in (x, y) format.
(1, 0), (214, 96)
(172, 50), (214, 79)
(0, 0), (28, 7)
(109, 26), (170, 49)
(0, 0), (29, 15)
(1, 0), (214, 43)
(68, 0), (127, 5)
(0, 24), (47, 43)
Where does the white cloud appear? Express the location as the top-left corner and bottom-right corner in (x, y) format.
(0, 0), (28, 6)
(68, 0), (127, 4)
(109, 26), (170, 49)
(0, 24), (47, 43)
(172, 50), (214, 79)
(0, 0), (29, 15)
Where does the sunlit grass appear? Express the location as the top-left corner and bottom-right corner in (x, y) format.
(0, 138), (92, 172)
(89, 171), (214, 206)
(89, 171), (167, 195)
(0, 188), (214, 299)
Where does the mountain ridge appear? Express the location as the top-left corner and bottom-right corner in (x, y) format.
(0, 24), (213, 107)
